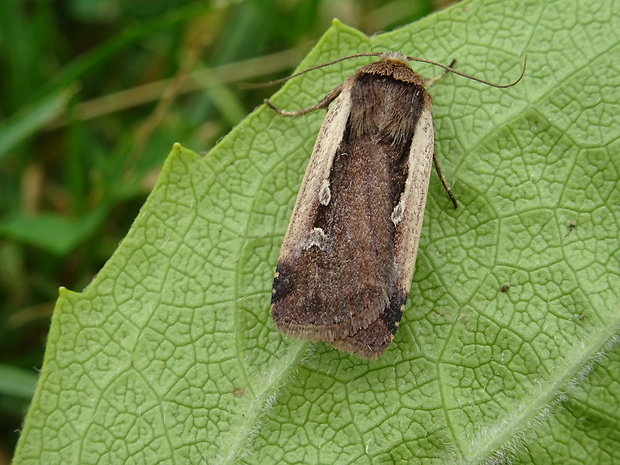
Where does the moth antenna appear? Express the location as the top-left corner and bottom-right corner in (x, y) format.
(241, 52), (383, 89)
(406, 55), (527, 88)
(246, 52), (526, 89)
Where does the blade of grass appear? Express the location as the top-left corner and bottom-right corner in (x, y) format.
(32, 2), (214, 101)
(0, 364), (37, 401)
(0, 87), (77, 162)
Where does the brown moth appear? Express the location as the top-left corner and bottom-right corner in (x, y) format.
(267, 51), (525, 358)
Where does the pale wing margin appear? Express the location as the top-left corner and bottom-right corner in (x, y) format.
(277, 88), (352, 256)
(392, 107), (435, 292)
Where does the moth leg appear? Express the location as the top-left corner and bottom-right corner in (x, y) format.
(432, 151), (458, 209)
(264, 84), (344, 117)
(427, 58), (458, 209)
(424, 59), (457, 87)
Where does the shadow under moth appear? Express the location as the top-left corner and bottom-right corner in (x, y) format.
(267, 51), (525, 358)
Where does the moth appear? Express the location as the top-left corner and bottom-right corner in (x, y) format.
(267, 51), (525, 358)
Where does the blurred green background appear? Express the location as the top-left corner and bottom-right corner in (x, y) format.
(0, 0), (449, 461)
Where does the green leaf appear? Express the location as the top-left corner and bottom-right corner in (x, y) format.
(13, 0), (620, 464)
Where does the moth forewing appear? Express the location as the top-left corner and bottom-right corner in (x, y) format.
(271, 81), (352, 336)
(326, 69), (436, 358)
